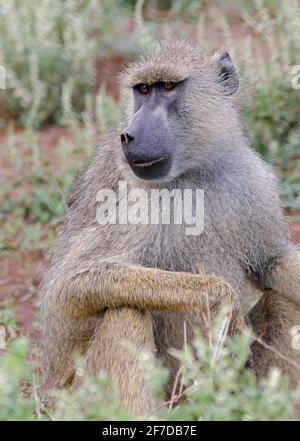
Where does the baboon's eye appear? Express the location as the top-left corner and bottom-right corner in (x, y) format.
(136, 83), (151, 94)
(163, 81), (176, 91)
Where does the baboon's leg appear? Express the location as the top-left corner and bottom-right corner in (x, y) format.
(153, 307), (246, 401)
(252, 248), (300, 387)
(83, 307), (158, 416)
(40, 314), (98, 392)
(249, 291), (300, 388)
(153, 312), (195, 398)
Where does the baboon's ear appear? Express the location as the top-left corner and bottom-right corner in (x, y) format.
(213, 52), (239, 96)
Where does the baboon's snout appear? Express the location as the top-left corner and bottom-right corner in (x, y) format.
(120, 125), (172, 180)
(120, 102), (175, 180)
(120, 109), (165, 164)
(120, 128), (166, 167)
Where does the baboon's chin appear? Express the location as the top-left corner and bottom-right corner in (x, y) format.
(128, 157), (172, 181)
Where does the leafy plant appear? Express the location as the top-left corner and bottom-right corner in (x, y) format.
(1, 310), (298, 421)
(238, 0), (300, 207)
(0, 338), (37, 421)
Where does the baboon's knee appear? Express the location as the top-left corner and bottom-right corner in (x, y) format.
(84, 307), (158, 416)
(40, 314), (99, 396)
(249, 291), (300, 388)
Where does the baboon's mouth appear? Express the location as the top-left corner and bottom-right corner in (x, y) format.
(130, 156), (166, 168)
(127, 155), (172, 180)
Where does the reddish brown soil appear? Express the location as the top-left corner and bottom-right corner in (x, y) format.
(288, 210), (300, 244)
(0, 252), (43, 339)
(94, 54), (132, 99)
(0, 126), (77, 339)
(291, 225), (300, 244)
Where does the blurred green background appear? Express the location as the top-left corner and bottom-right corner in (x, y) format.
(0, 0), (300, 421)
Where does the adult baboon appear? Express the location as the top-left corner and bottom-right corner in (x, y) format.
(40, 41), (300, 415)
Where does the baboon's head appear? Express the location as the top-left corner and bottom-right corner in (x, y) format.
(120, 41), (241, 182)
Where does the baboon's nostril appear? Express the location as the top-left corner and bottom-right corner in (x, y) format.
(126, 133), (134, 143)
(121, 132), (134, 145)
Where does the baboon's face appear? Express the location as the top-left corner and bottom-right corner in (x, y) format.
(120, 44), (240, 182)
(121, 80), (187, 180)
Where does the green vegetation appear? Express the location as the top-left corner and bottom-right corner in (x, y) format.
(1, 310), (298, 421)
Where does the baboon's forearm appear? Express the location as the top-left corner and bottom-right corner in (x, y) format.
(263, 249), (300, 306)
(44, 261), (242, 324)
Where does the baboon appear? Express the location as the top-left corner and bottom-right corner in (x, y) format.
(40, 41), (300, 415)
